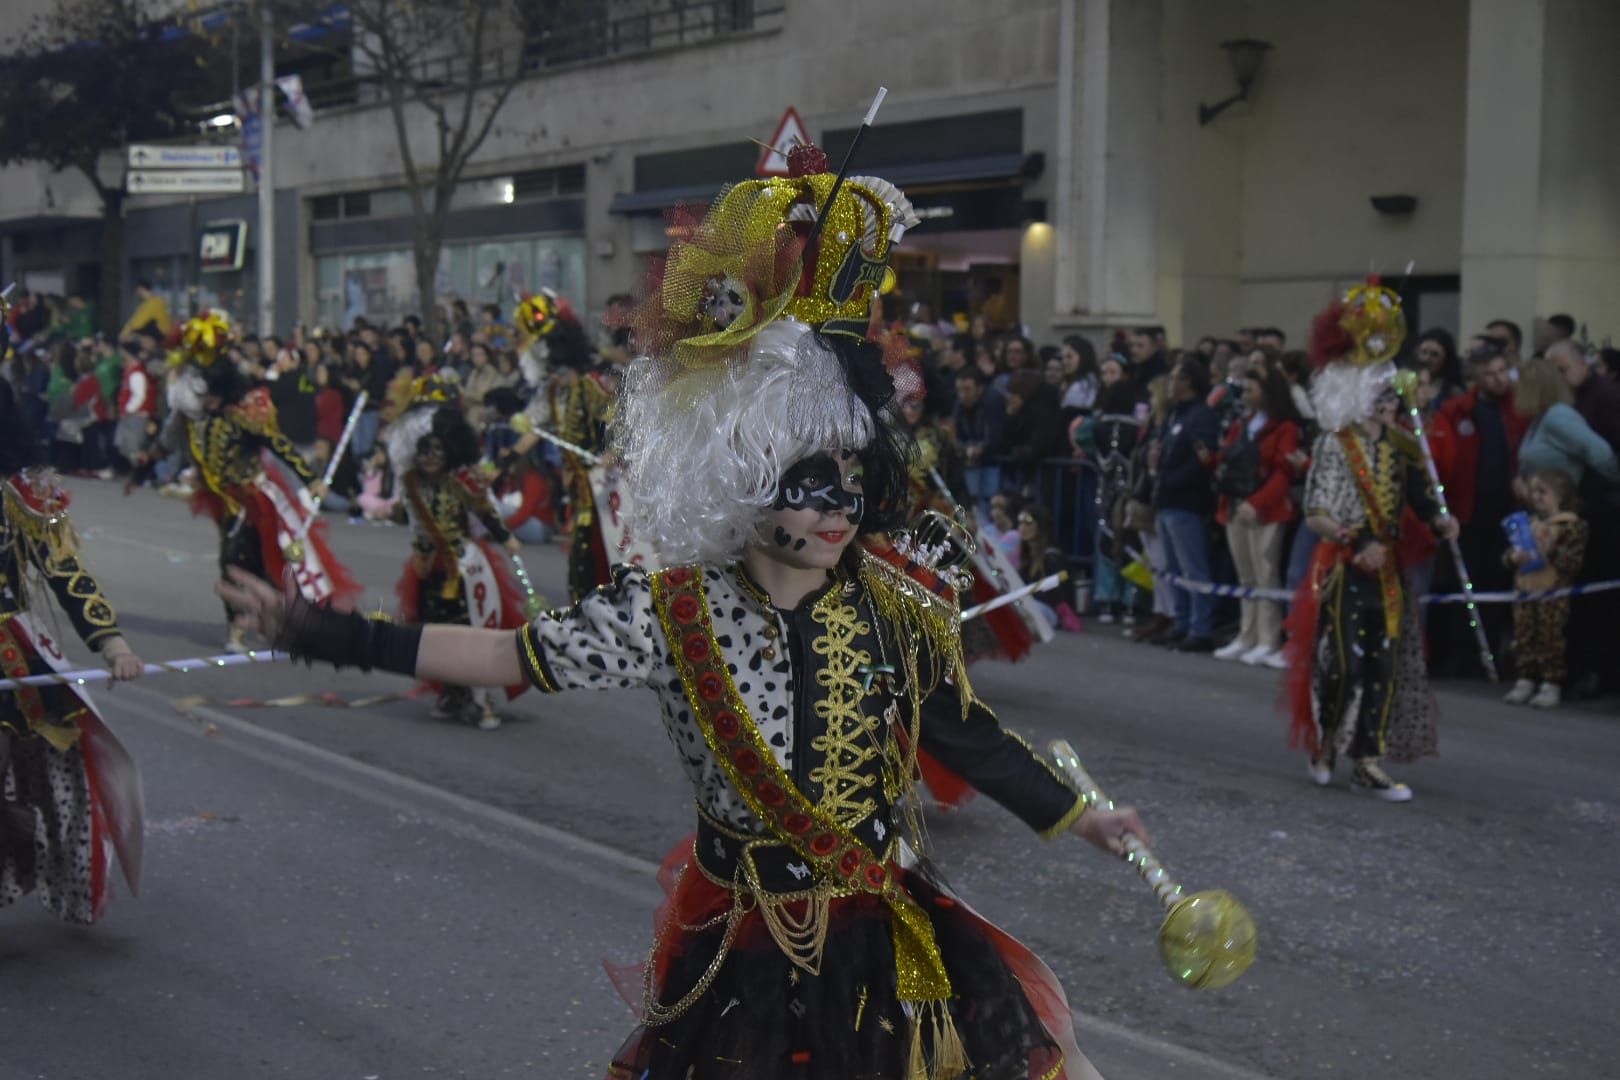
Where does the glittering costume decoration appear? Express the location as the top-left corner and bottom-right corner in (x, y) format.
(389, 380), (529, 723)
(168, 313), (360, 623)
(1283, 280), (1446, 781)
(0, 470), (144, 924)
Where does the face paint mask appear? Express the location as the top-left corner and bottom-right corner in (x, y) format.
(773, 451), (866, 525)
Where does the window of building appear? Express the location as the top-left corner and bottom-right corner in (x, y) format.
(313, 235), (585, 333)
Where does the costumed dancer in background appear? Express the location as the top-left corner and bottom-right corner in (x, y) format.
(508, 289), (618, 602)
(220, 140), (1145, 1080)
(388, 379), (530, 730)
(879, 356), (1037, 812)
(1283, 280), (1459, 801)
(0, 379), (145, 924)
(166, 313), (361, 651)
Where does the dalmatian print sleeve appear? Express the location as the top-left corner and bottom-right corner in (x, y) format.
(1304, 432), (1362, 527)
(515, 566), (666, 693)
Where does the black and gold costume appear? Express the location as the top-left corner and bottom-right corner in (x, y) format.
(176, 388), (360, 618)
(0, 472), (141, 924)
(1292, 426), (1443, 765)
(399, 467), (514, 625)
(515, 553), (1088, 1079)
(537, 371), (615, 603)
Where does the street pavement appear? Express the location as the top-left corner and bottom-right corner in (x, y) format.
(2, 479), (1617, 1080)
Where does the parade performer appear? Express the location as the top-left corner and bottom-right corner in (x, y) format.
(166, 313), (361, 651)
(1284, 280), (1459, 801)
(509, 289), (619, 601)
(0, 380), (145, 924)
(881, 374), (1036, 811)
(220, 138), (1146, 1080)
(387, 378), (529, 730)
(893, 378), (1037, 664)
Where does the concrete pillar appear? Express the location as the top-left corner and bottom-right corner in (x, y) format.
(1460, 0), (1620, 346)
(1049, 0), (1163, 331)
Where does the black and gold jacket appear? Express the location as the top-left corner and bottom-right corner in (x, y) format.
(403, 467), (511, 571)
(514, 553), (1085, 892)
(185, 400), (319, 514)
(0, 473), (120, 653)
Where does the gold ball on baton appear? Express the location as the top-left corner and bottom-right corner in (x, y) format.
(1049, 739), (1257, 990)
(1159, 889), (1257, 990)
(282, 537), (306, 564)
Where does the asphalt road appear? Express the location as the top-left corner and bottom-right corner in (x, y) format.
(2, 480), (1616, 1080)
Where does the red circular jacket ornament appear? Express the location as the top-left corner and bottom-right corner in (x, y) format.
(683, 634), (711, 663)
(664, 568), (692, 587)
(810, 833), (837, 857)
(697, 671), (724, 702)
(784, 813), (813, 835)
(863, 863), (887, 890)
(757, 782), (786, 807)
(838, 850), (863, 877)
(713, 711), (740, 739)
(732, 747), (762, 775)
(671, 594), (700, 624)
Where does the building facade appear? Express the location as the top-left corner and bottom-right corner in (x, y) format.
(1, 0), (1616, 350)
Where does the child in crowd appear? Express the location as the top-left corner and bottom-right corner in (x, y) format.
(356, 445), (398, 522)
(1502, 469), (1587, 709)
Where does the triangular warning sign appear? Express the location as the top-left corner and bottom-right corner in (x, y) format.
(757, 106), (810, 177)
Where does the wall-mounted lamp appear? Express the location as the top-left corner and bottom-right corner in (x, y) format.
(1198, 39), (1274, 125)
(1370, 194), (1418, 215)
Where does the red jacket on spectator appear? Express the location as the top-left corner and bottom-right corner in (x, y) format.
(315, 386), (347, 444)
(1215, 417), (1300, 526)
(1416, 407), (1458, 483)
(71, 372), (110, 422)
(501, 470), (555, 532)
(1437, 386), (1529, 524)
(117, 362), (156, 418)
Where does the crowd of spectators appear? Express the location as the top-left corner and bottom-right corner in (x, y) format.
(5, 282), (1619, 704)
(0, 284), (647, 549)
(896, 306), (1620, 706)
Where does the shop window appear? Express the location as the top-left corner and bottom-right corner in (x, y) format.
(341, 191), (372, 218)
(312, 195), (342, 221)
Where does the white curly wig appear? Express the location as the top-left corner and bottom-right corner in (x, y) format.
(611, 318), (881, 566)
(1310, 361), (1395, 434)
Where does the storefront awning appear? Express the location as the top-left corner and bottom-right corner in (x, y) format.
(608, 153), (1036, 216)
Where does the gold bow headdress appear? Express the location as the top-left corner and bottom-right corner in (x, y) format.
(176, 310), (236, 369)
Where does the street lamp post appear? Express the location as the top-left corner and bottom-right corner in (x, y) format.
(257, 0), (275, 337)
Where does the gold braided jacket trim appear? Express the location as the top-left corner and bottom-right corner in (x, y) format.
(855, 550), (980, 720)
(1, 486), (119, 640)
(649, 567), (953, 1004)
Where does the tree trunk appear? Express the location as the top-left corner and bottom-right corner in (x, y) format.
(414, 236), (440, 349)
(95, 184), (126, 339)
(413, 189), (453, 343)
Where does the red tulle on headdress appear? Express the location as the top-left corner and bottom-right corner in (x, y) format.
(1307, 299), (1355, 369)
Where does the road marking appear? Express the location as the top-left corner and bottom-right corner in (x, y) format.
(118, 689), (1272, 1080)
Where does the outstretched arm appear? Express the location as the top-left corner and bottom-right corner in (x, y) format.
(218, 564), (664, 692)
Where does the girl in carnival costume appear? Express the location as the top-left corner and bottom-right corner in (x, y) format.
(506, 290), (618, 602)
(1283, 280), (1459, 801)
(386, 378), (529, 729)
(220, 141), (1145, 1079)
(165, 312), (361, 650)
(0, 377), (146, 925)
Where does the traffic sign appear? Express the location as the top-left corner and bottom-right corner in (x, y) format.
(757, 106), (811, 176)
(127, 144), (242, 169)
(127, 169), (246, 195)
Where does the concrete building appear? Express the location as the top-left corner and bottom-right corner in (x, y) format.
(2, 0), (1616, 351)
